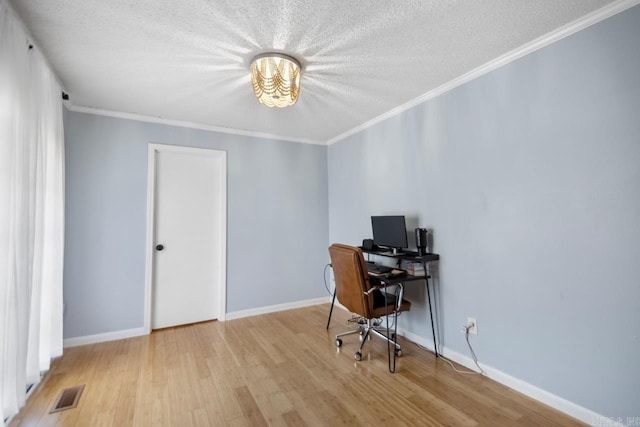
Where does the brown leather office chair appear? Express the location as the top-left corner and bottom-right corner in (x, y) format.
(328, 243), (411, 361)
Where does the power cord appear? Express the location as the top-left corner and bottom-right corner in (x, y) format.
(414, 325), (484, 376)
(323, 263), (332, 295)
(462, 325), (484, 374)
(439, 355), (481, 375)
(347, 315), (365, 324)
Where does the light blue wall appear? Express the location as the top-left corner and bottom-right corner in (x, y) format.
(64, 111), (329, 338)
(328, 6), (640, 418)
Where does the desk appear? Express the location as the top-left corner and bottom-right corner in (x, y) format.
(363, 248), (441, 370)
(362, 247), (440, 264)
(326, 248), (440, 372)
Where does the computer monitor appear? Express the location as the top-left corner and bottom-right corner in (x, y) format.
(371, 215), (408, 254)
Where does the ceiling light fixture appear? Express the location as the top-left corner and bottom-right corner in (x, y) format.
(250, 53), (301, 108)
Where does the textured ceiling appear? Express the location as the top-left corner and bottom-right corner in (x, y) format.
(9, 0), (622, 143)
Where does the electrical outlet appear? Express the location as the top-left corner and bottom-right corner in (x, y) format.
(467, 317), (478, 335)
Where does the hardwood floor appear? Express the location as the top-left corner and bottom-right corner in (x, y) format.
(11, 304), (583, 426)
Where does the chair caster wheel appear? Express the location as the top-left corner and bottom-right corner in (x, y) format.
(354, 351), (362, 361)
(395, 349), (403, 357)
(335, 338), (342, 347)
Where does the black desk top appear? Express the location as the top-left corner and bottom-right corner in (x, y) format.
(369, 272), (428, 286)
(361, 247), (440, 262)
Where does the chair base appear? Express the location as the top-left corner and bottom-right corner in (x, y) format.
(335, 318), (402, 360)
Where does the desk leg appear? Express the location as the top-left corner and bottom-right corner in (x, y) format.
(383, 282), (403, 373)
(326, 291), (336, 330)
(384, 281), (398, 373)
(425, 276), (439, 357)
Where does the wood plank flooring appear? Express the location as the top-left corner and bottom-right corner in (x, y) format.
(10, 304), (583, 426)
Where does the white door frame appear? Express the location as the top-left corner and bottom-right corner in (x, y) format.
(143, 143), (227, 334)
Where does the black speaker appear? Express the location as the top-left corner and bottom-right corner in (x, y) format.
(362, 238), (377, 251)
(415, 228), (428, 255)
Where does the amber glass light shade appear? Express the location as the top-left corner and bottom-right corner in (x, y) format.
(250, 53), (301, 108)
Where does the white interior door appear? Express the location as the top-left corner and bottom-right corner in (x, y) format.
(147, 145), (226, 330)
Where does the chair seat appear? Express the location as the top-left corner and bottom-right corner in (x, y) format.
(371, 290), (411, 318)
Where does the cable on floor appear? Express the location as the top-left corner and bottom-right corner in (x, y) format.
(415, 328), (485, 376)
(323, 263), (332, 295)
(347, 315), (365, 324)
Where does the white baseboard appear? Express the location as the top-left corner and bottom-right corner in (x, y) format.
(63, 327), (147, 348)
(59, 301), (619, 425)
(397, 327), (621, 426)
(61, 297), (332, 347)
(225, 296), (331, 320)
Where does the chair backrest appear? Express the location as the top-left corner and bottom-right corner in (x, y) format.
(328, 244), (373, 319)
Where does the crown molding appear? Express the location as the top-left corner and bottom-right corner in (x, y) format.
(63, 0), (639, 147)
(326, 0), (640, 145)
(66, 104), (325, 146)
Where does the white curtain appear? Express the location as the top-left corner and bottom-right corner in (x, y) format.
(0, 0), (64, 421)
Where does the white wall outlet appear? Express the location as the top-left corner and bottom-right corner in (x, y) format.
(467, 317), (478, 335)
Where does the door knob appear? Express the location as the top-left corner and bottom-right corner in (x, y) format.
(155, 244), (164, 251)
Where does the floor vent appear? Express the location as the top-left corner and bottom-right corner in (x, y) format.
(49, 385), (85, 413)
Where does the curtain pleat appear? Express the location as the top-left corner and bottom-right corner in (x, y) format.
(0, 0), (65, 421)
